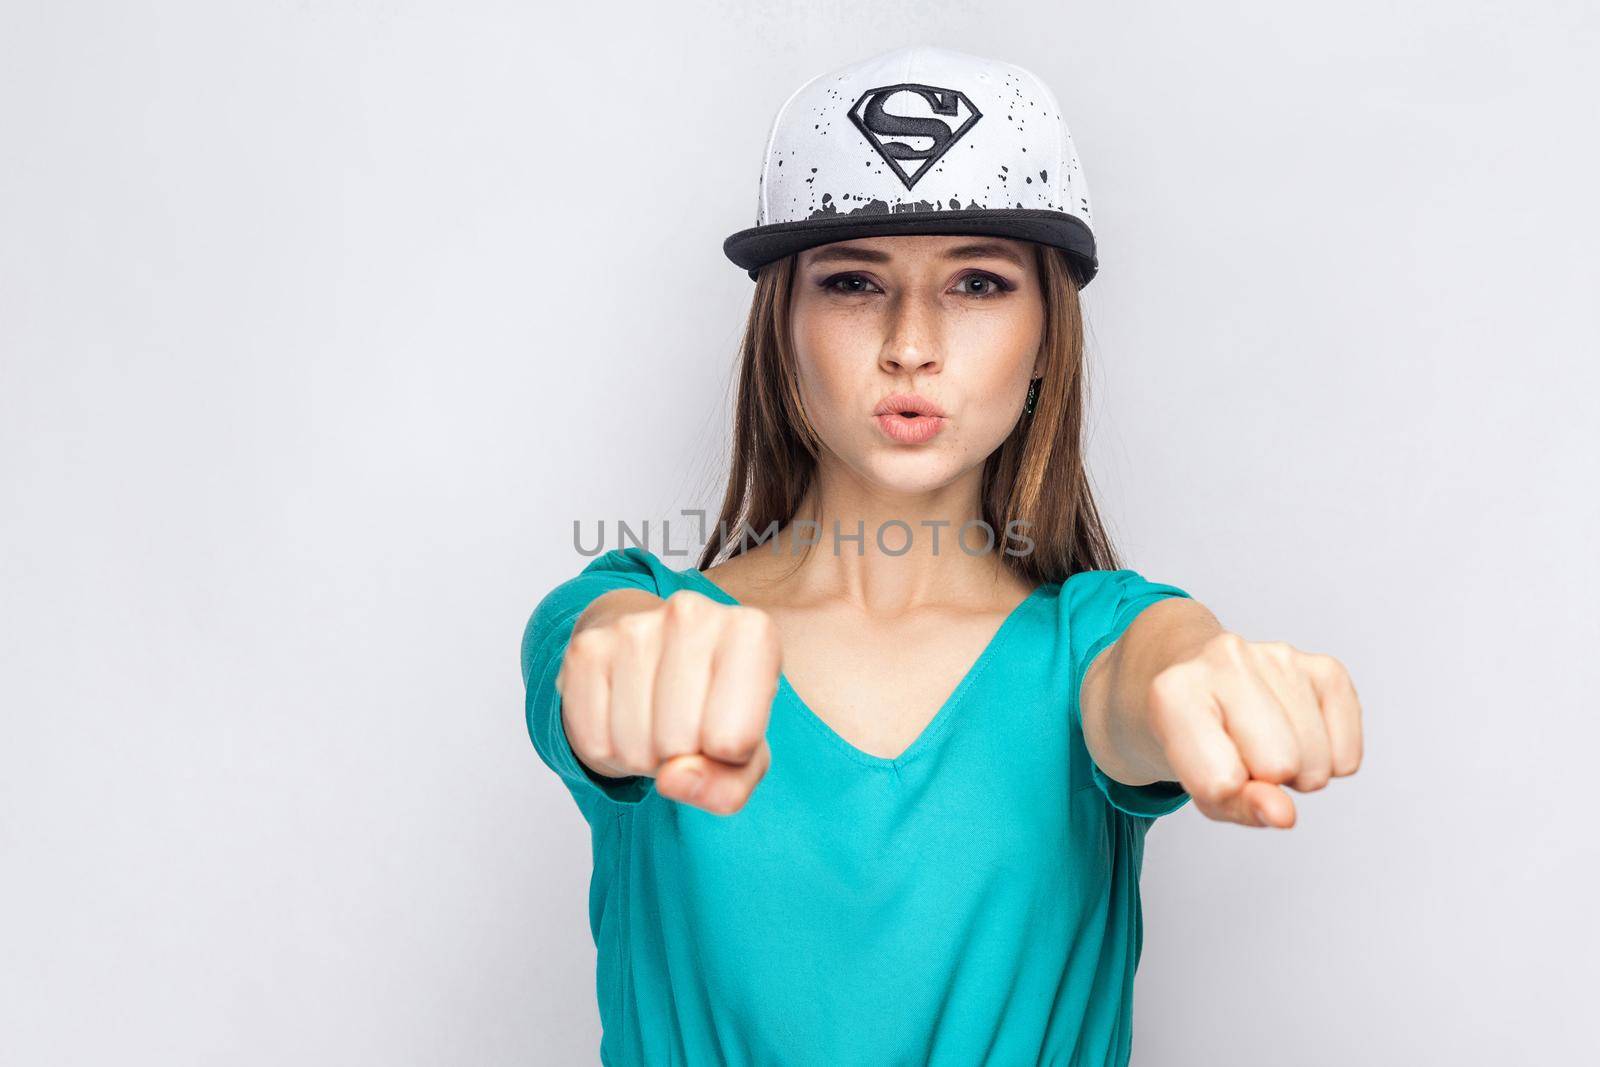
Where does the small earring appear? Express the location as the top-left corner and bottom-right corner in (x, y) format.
(1024, 377), (1040, 416)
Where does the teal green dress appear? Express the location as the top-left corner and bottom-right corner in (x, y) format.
(521, 546), (1193, 1066)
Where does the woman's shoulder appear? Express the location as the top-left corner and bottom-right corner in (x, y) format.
(1049, 565), (1194, 643)
(1056, 565), (1190, 607)
(568, 544), (706, 597)
(562, 544), (819, 608)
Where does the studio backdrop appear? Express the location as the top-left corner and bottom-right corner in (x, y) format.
(2, 2), (1596, 1064)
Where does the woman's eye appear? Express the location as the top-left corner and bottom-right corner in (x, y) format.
(824, 273), (877, 295)
(957, 273), (1009, 297)
(820, 272), (1011, 296)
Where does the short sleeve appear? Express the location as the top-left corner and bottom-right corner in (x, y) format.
(1064, 568), (1195, 820)
(520, 547), (671, 812)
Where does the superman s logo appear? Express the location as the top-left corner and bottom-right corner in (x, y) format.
(847, 83), (983, 190)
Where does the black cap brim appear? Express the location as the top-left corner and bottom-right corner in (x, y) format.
(723, 208), (1098, 288)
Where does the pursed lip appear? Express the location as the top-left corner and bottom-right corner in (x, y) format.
(872, 393), (948, 418)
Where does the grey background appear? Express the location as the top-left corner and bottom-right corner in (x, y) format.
(3, 1), (1596, 1064)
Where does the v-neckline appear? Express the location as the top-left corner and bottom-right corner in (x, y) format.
(678, 565), (1047, 770)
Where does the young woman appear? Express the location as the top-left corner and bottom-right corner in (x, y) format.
(522, 45), (1362, 1067)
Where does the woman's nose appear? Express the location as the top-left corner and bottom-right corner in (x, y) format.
(877, 293), (943, 375)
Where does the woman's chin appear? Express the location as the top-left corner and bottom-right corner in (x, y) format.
(851, 449), (971, 496)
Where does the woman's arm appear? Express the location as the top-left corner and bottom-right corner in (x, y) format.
(1080, 597), (1363, 828)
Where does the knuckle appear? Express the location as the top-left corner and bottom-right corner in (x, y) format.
(566, 716), (612, 763)
(567, 627), (609, 662)
(1256, 755), (1300, 784)
(1146, 693), (1189, 745)
(1207, 631), (1249, 662)
(1147, 665), (1188, 707)
(1307, 651), (1349, 684)
(1190, 769), (1246, 806)
(701, 725), (759, 763)
(611, 738), (656, 774)
(652, 716), (697, 759)
(662, 589), (707, 623)
(1293, 768), (1332, 792)
(613, 612), (656, 647)
(1261, 640), (1297, 663)
(731, 605), (778, 644)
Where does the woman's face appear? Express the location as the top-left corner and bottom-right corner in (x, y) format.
(789, 234), (1046, 498)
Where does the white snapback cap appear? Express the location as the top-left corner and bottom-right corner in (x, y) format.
(723, 44), (1099, 288)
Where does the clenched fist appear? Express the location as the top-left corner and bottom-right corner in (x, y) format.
(555, 588), (781, 814)
(1149, 633), (1363, 828)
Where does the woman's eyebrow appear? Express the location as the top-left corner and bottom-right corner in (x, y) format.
(938, 242), (1026, 269)
(806, 245), (892, 266)
(804, 242), (1025, 270)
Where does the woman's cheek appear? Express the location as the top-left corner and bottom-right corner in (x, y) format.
(797, 350), (866, 430)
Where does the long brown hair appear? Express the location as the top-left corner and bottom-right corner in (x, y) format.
(695, 242), (1122, 586)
